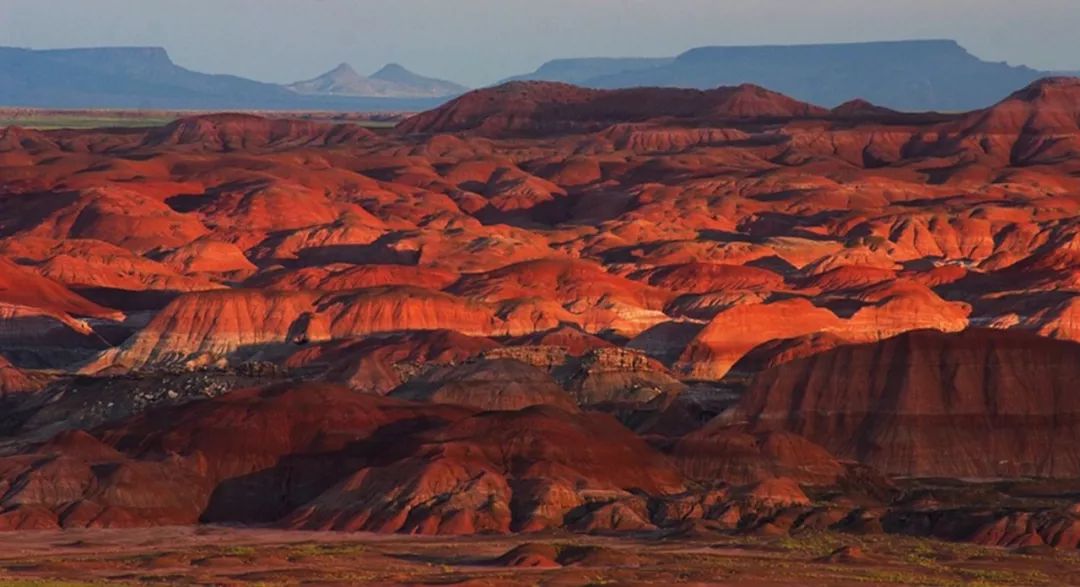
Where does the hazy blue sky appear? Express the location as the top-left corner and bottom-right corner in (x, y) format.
(1, 0), (1077, 86)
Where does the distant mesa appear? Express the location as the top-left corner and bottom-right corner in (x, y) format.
(0, 46), (452, 111)
(286, 62), (467, 99)
(0, 40), (1074, 112)
(506, 40), (1051, 111)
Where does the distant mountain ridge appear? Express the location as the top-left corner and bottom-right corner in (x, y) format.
(1, 41), (1076, 113)
(287, 62), (466, 98)
(0, 47), (454, 111)
(505, 40), (1055, 111)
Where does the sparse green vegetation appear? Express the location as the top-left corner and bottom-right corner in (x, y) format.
(774, 530), (853, 557)
(287, 541), (370, 558)
(0, 581), (105, 587)
(219, 545), (257, 557)
(0, 530), (1072, 585)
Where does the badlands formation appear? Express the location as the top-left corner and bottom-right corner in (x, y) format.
(1, 77), (1080, 560)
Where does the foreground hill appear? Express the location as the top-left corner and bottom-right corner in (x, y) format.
(1, 380), (1079, 555)
(718, 329), (1080, 478)
(507, 40), (1047, 111)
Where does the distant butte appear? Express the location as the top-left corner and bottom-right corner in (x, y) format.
(505, 40), (1055, 111)
(286, 62), (467, 98)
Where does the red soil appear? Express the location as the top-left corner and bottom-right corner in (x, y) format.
(1, 77), (1080, 546)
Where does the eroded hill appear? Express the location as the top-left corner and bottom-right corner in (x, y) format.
(2, 79), (1080, 553)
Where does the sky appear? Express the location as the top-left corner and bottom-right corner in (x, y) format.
(1, 0), (1078, 87)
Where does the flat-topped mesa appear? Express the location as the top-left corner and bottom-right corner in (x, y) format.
(677, 39), (970, 64)
(396, 81), (826, 136)
(34, 45), (176, 71)
(581, 40), (1043, 111)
